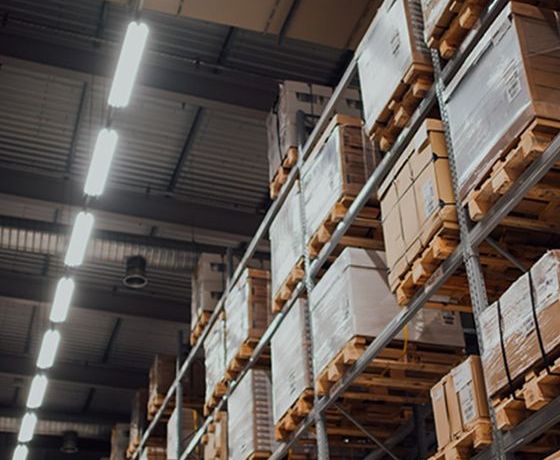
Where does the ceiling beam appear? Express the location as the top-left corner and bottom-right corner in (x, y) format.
(0, 22), (277, 113)
(0, 407), (129, 425)
(0, 269), (188, 323)
(0, 353), (146, 389)
(0, 167), (262, 237)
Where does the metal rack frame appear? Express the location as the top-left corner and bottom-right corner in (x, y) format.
(132, 0), (560, 457)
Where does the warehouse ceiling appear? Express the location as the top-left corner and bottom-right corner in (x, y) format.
(0, 0), (359, 457)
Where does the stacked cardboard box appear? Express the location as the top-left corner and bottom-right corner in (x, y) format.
(358, 0), (432, 150)
(148, 355), (176, 417)
(271, 299), (312, 428)
(301, 115), (379, 257)
(203, 317), (227, 409)
(203, 412), (228, 460)
(228, 369), (276, 460)
(110, 424), (129, 460)
(267, 81), (362, 183)
(431, 356), (490, 451)
(166, 407), (198, 460)
(378, 119), (457, 302)
(191, 253), (227, 339)
(479, 250), (560, 397)
(443, 2), (560, 213)
(310, 247), (465, 378)
(225, 268), (270, 371)
(269, 183), (304, 311)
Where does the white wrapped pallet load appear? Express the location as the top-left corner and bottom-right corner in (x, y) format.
(166, 408), (198, 460)
(310, 247), (465, 377)
(270, 184), (303, 304)
(443, 2), (560, 203)
(203, 317), (226, 407)
(358, 0), (432, 150)
(228, 369), (275, 460)
(225, 269), (270, 369)
(271, 298), (312, 425)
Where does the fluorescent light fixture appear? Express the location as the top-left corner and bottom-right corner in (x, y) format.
(83, 129), (118, 197)
(18, 413), (37, 443)
(108, 21), (149, 108)
(49, 277), (75, 323)
(12, 445), (28, 460)
(64, 212), (94, 267)
(37, 330), (60, 370)
(26, 375), (48, 409)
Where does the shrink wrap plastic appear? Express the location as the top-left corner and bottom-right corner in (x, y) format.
(228, 369), (275, 460)
(271, 298), (312, 423)
(310, 248), (464, 376)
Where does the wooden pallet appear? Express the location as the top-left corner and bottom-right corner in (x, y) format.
(272, 257), (305, 314)
(467, 118), (560, 222)
(429, 418), (493, 460)
(190, 310), (212, 346)
(426, 0), (487, 59)
(392, 221), (461, 306)
(491, 356), (560, 431)
(371, 63), (433, 151)
(274, 389), (314, 441)
(224, 338), (261, 382)
(270, 147), (298, 200)
(307, 196), (382, 259)
(315, 336), (463, 400)
(126, 435), (140, 459)
(203, 379), (228, 416)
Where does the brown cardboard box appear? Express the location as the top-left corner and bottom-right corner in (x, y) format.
(480, 250), (560, 397)
(431, 356), (490, 450)
(379, 119), (457, 289)
(431, 378), (451, 449)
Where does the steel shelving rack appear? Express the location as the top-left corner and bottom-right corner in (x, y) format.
(132, 0), (560, 458)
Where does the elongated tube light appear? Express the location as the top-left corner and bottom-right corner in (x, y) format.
(36, 330), (61, 370)
(49, 277), (75, 323)
(12, 445), (28, 460)
(83, 129), (118, 197)
(26, 375), (48, 409)
(108, 21), (149, 108)
(64, 212), (94, 267)
(17, 413), (37, 443)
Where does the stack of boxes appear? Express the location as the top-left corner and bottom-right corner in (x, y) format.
(310, 247), (465, 384)
(203, 317), (227, 413)
(271, 299), (312, 439)
(431, 356), (491, 453)
(191, 253), (227, 345)
(378, 119), (458, 304)
(228, 369), (276, 460)
(443, 2), (560, 220)
(479, 251), (560, 400)
(358, 0), (432, 151)
(224, 268), (270, 377)
(148, 355), (176, 419)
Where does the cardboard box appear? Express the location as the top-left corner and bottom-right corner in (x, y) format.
(225, 268), (270, 368)
(378, 119), (456, 286)
(203, 318), (226, 405)
(166, 408), (198, 460)
(310, 247), (465, 377)
(358, 0), (431, 136)
(271, 298), (312, 424)
(301, 116), (375, 247)
(149, 355), (175, 403)
(191, 253), (227, 330)
(128, 388), (148, 452)
(270, 183), (304, 298)
(480, 250), (560, 397)
(431, 356), (489, 450)
(228, 369), (276, 460)
(444, 2), (560, 201)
